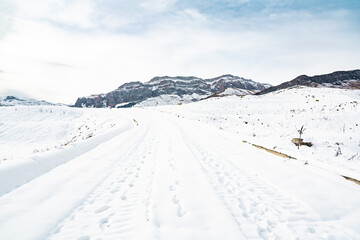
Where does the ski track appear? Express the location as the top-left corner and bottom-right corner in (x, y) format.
(4, 112), (359, 240)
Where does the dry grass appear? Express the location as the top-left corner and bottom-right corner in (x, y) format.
(243, 140), (360, 187)
(251, 143), (297, 159)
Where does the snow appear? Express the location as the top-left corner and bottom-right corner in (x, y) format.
(0, 96), (54, 106)
(0, 106), (128, 163)
(0, 106), (133, 196)
(135, 94), (206, 107)
(159, 86), (360, 179)
(218, 88), (257, 96)
(148, 77), (202, 85)
(1, 86), (360, 240)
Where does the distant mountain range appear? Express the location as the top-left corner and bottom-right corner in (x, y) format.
(257, 70), (360, 95)
(2, 70), (359, 108)
(0, 96), (54, 106)
(74, 75), (270, 108)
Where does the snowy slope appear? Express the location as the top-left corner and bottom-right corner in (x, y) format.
(159, 86), (360, 180)
(0, 106), (128, 162)
(216, 88), (257, 96)
(1, 88), (360, 240)
(135, 93), (206, 107)
(0, 106), (133, 196)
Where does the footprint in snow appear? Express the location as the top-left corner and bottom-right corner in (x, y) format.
(307, 227), (316, 234)
(172, 195), (180, 204)
(118, 177), (126, 183)
(121, 194), (127, 200)
(176, 205), (185, 217)
(77, 236), (90, 240)
(218, 176), (224, 184)
(95, 205), (110, 214)
(98, 217), (109, 229)
(111, 187), (120, 193)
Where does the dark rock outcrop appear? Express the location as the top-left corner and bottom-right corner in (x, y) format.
(257, 70), (360, 95)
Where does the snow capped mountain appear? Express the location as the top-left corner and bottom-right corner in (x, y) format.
(74, 75), (270, 108)
(211, 88), (258, 97)
(0, 96), (54, 106)
(206, 74), (270, 92)
(258, 69), (360, 95)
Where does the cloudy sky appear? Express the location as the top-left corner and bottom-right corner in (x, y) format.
(0, 0), (359, 104)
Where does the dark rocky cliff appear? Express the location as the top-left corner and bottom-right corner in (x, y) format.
(75, 75), (269, 108)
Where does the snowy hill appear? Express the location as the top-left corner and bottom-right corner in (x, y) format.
(74, 75), (269, 108)
(158, 86), (360, 179)
(0, 106), (129, 169)
(1, 87), (360, 240)
(0, 96), (54, 106)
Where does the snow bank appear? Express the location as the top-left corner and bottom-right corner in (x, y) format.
(0, 106), (133, 196)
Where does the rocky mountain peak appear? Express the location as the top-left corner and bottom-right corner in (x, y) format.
(149, 76), (201, 83)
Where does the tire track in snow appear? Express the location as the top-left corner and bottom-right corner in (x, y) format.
(47, 124), (161, 240)
(161, 132), (186, 218)
(149, 120), (247, 240)
(148, 127), (187, 237)
(180, 127), (360, 240)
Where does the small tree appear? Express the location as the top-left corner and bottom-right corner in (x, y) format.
(335, 147), (342, 157)
(297, 125), (306, 149)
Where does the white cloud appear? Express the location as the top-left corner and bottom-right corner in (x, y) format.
(13, 0), (95, 29)
(0, 1), (359, 104)
(140, 0), (177, 12)
(182, 8), (208, 22)
(234, 0), (250, 4)
(48, 0), (95, 29)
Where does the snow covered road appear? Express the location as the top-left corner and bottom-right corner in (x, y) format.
(1, 108), (360, 240)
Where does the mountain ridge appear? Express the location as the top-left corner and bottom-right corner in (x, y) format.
(257, 69), (360, 95)
(75, 74), (269, 108)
